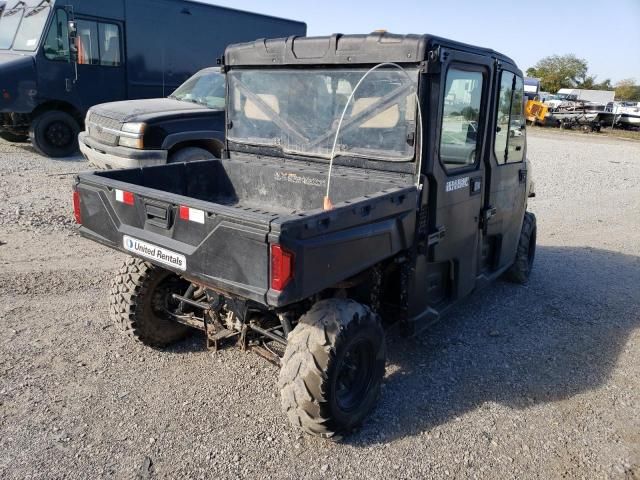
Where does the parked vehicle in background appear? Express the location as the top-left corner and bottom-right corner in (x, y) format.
(546, 88), (615, 108)
(0, 0), (306, 156)
(80, 67), (226, 170)
(524, 77), (540, 101)
(74, 32), (536, 438)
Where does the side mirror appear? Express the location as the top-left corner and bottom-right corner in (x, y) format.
(68, 20), (77, 38)
(68, 21), (78, 63)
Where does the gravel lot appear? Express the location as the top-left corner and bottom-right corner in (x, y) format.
(0, 129), (638, 479)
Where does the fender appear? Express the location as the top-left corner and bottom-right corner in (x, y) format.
(161, 130), (224, 150)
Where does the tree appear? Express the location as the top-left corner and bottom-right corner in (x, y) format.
(526, 54), (589, 92)
(577, 76), (612, 90)
(614, 79), (640, 101)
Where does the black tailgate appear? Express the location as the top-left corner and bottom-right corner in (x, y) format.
(75, 173), (274, 304)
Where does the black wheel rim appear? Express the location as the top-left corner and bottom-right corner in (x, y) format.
(335, 339), (375, 413)
(150, 275), (190, 320)
(45, 121), (73, 148)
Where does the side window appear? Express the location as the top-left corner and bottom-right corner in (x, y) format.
(43, 9), (70, 61)
(75, 20), (120, 67)
(508, 76), (525, 163)
(439, 68), (484, 170)
(76, 20), (99, 65)
(494, 72), (526, 164)
(98, 23), (121, 67)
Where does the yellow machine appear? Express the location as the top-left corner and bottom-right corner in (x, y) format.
(525, 99), (548, 124)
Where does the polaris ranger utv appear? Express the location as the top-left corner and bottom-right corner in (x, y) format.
(73, 32), (536, 439)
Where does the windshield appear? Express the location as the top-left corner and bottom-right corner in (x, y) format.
(170, 69), (225, 109)
(228, 68), (419, 162)
(0, 1), (51, 51)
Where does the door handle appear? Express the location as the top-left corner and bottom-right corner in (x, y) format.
(519, 169), (527, 183)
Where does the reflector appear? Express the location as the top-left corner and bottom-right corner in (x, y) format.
(72, 190), (81, 224)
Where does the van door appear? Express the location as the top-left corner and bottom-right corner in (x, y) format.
(73, 17), (126, 111)
(428, 49), (493, 301)
(482, 70), (527, 273)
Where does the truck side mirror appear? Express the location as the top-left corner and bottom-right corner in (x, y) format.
(68, 20), (77, 39)
(68, 21), (78, 63)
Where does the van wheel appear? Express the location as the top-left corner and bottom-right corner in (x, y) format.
(30, 111), (80, 158)
(168, 147), (215, 163)
(506, 211), (537, 284)
(279, 299), (386, 439)
(109, 258), (190, 348)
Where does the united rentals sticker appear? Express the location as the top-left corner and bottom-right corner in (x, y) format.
(445, 177), (470, 192)
(123, 236), (186, 271)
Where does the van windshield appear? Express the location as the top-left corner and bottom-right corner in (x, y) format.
(0, 1), (51, 51)
(227, 68), (419, 162)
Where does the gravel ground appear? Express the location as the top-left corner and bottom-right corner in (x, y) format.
(0, 130), (638, 479)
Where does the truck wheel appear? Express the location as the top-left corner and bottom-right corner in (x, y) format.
(30, 111), (80, 158)
(279, 299), (386, 439)
(506, 211), (537, 284)
(109, 258), (190, 347)
(168, 147), (215, 163)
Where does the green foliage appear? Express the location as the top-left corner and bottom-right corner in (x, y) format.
(527, 54), (589, 92)
(614, 79), (640, 101)
(577, 76), (612, 90)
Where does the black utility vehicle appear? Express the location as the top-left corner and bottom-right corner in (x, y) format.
(73, 32), (537, 439)
(79, 67), (225, 170)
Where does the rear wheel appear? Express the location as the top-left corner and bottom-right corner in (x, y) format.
(30, 110), (80, 158)
(168, 147), (215, 163)
(506, 211), (537, 284)
(109, 258), (190, 347)
(279, 299), (386, 439)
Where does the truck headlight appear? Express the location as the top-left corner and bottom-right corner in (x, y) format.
(118, 122), (146, 149)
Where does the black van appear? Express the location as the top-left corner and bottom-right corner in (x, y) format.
(0, 0), (305, 156)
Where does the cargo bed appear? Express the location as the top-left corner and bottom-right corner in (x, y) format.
(75, 155), (419, 306)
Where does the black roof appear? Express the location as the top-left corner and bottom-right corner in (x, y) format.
(225, 32), (517, 69)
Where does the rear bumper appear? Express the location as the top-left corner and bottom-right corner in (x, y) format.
(79, 132), (167, 170)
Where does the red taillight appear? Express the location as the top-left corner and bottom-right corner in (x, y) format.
(72, 190), (82, 224)
(271, 244), (294, 291)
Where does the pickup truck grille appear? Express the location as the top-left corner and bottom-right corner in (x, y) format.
(86, 113), (123, 146)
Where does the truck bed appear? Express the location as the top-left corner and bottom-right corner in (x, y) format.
(75, 156), (419, 306)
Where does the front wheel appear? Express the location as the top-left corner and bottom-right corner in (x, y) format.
(279, 299), (386, 439)
(30, 110), (80, 158)
(168, 147), (216, 163)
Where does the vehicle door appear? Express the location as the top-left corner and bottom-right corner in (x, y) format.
(72, 16), (126, 111)
(38, 7), (78, 109)
(428, 48), (493, 300)
(483, 69), (528, 272)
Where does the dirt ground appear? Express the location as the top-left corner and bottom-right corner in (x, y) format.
(0, 130), (639, 479)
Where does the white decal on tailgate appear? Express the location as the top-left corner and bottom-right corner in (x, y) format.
(123, 236), (186, 271)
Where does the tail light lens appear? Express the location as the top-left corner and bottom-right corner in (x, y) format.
(72, 190), (82, 224)
(271, 244), (294, 291)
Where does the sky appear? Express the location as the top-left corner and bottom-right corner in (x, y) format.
(204, 0), (640, 84)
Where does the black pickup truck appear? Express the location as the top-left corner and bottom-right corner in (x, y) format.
(74, 32), (536, 439)
(79, 68), (225, 169)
